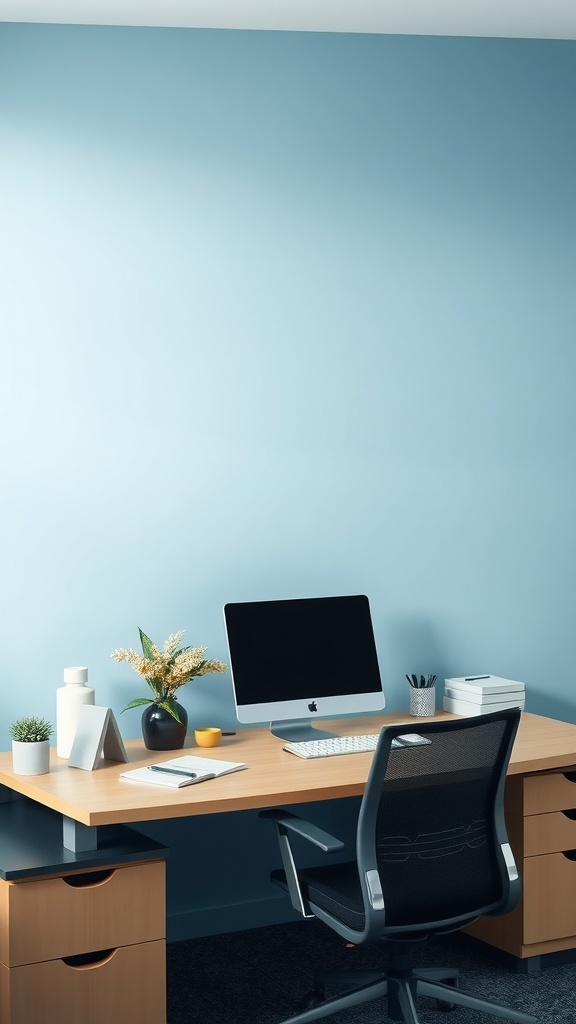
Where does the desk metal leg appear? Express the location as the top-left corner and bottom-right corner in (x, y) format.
(516, 956), (541, 975)
(62, 815), (99, 851)
(0, 789), (99, 852)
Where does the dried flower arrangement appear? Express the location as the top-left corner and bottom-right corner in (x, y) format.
(111, 627), (227, 723)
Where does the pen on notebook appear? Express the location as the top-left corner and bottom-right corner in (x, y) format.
(464, 676), (490, 681)
(148, 766), (198, 778)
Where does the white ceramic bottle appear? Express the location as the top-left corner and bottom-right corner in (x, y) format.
(56, 666), (95, 758)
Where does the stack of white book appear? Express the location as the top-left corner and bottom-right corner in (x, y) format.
(443, 675), (525, 717)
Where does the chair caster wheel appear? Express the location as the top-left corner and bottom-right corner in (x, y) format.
(436, 999), (456, 1012)
(302, 991), (325, 1009)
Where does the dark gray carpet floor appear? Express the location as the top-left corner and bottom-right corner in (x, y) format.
(166, 919), (574, 1023)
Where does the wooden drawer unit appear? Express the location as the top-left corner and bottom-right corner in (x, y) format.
(519, 773), (576, 949)
(0, 803), (168, 1024)
(524, 809), (576, 857)
(522, 770), (576, 815)
(466, 768), (576, 964)
(0, 938), (166, 1024)
(523, 852), (576, 943)
(0, 859), (165, 966)
(0, 858), (167, 1024)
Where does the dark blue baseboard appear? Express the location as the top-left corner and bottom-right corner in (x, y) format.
(167, 893), (297, 943)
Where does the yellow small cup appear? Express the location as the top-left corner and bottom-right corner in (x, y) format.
(194, 727), (222, 748)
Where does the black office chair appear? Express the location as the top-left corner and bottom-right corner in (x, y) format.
(260, 709), (537, 1024)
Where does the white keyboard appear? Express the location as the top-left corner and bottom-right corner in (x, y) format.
(283, 733), (430, 759)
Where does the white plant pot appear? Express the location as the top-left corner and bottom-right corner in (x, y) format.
(12, 739), (50, 775)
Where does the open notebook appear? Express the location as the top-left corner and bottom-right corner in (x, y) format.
(120, 755), (246, 789)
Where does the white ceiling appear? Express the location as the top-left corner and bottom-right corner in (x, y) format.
(1, 0), (576, 39)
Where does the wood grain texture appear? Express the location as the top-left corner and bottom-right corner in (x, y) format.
(0, 939), (166, 1024)
(0, 859), (165, 966)
(522, 769), (576, 815)
(524, 810), (576, 856)
(0, 712), (575, 827)
(522, 852), (576, 944)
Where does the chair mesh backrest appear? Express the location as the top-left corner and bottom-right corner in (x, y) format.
(358, 711), (518, 929)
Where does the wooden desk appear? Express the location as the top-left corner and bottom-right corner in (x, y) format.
(1, 706), (576, 1011)
(0, 711), (454, 834)
(3, 710), (576, 832)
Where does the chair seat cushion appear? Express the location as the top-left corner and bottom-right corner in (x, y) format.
(272, 846), (501, 934)
(272, 862), (365, 931)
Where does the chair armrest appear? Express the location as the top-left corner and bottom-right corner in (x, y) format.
(260, 809), (346, 919)
(260, 809), (345, 853)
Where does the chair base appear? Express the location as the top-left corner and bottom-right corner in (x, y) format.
(278, 963), (539, 1024)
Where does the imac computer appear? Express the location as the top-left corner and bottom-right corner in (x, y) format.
(223, 594), (385, 741)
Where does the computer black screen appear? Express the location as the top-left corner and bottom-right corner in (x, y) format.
(223, 594), (385, 740)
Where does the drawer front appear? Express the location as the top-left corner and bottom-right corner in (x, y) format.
(0, 859), (165, 966)
(523, 852), (576, 944)
(523, 771), (576, 815)
(0, 939), (166, 1024)
(524, 810), (576, 856)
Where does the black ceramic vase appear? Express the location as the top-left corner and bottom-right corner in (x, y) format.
(141, 701), (188, 750)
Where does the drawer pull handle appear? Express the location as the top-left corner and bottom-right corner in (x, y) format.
(63, 870), (114, 888)
(562, 810), (576, 821)
(561, 850), (576, 861)
(563, 772), (576, 784)
(62, 948), (116, 969)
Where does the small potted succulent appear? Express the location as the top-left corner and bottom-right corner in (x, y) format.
(9, 716), (54, 775)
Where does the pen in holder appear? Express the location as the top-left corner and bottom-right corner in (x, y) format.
(406, 674), (437, 717)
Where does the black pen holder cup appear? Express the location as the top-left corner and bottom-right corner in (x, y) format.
(409, 686), (436, 717)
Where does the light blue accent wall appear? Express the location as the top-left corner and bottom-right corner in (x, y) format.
(1, 24), (575, 936)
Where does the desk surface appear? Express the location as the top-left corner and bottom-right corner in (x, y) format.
(0, 711), (575, 828)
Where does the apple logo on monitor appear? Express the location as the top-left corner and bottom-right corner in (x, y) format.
(308, 701), (317, 712)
